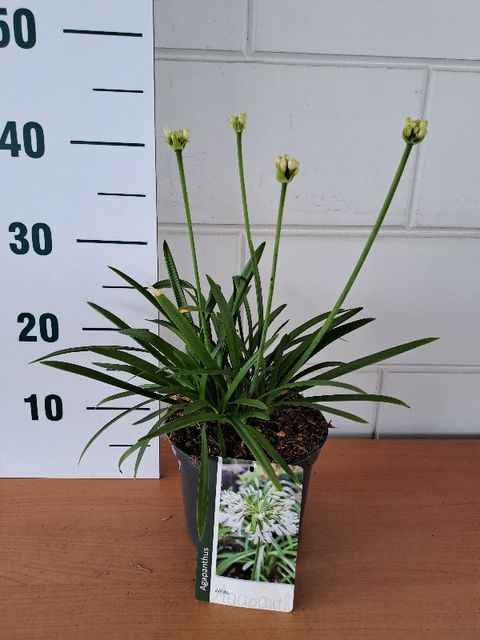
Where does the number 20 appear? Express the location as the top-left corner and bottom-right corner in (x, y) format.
(18, 313), (59, 343)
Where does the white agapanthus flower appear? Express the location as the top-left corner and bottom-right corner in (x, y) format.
(219, 479), (300, 545)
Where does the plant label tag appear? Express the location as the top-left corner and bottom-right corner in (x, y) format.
(195, 457), (304, 612)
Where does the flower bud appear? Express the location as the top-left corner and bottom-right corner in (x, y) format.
(228, 112), (247, 133)
(275, 154), (299, 183)
(164, 127), (190, 151)
(148, 286), (163, 298)
(402, 118), (428, 145)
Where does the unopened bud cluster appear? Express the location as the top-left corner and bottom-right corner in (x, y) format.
(164, 127), (190, 151)
(275, 154), (299, 184)
(228, 112), (247, 133)
(402, 118), (428, 145)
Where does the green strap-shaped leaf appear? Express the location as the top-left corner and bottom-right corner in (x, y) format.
(232, 397), (268, 411)
(221, 333), (279, 410)
(322, 337), (438, 380)
(197, 425), (209, 538)
(229, 417), (281, 490)
(117, 418), (164, 473)
(109, 265), (161, 310)
(87, 301), (130, 329)
(31, 344), (145, 364)
(91, 346), (161, 378)
(241, 410), (270, 421)
(133, 440), (149, 478)
(132, 401), (195, 427)
(243, 294), (254, 352)
(274, 400), (368, 424)
(152, 277), (195, 291)
(228, 242), (266, 315)
(277, 317), (375, 384)
(244, 425), (298, 484)
(136, 411), (223, 442)
(267, 333), (291, 390)
(78, 398), (154, 464)
(156, 294), (219, 371)
(264, 378), (366, 399)
(207, 275), (241, 371)
(216, 550), (255, 576)
(213, 424), (226, 458)
(251, 303), (287, 351)
(290, 361), (344, 382)
(119, 328), (193, 370)
(132, 406), (170, 426)
(182, 400), (214, 414)
(118, 411), (223, 474)
(163, 240), (193, 323)
(95, 385), (161, 407)
(303, 393), (409, 407)
(167, 367), (230, 377)
(92, 362), (136, 374)
(287, 307), (362, 343)
(90, 362), (161, 385)
(41, 360), (162, 399)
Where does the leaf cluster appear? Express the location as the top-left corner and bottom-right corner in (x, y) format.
(36, 243), (435, 531)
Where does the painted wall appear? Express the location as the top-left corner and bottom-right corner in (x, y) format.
(154, 1), (480, 437)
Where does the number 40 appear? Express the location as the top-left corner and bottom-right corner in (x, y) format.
(0, 121), (45, 158)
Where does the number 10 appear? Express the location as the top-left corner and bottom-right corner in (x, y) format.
(24, 394), (63, 421)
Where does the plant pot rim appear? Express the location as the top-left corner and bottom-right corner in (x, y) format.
(170, 436), (326, 468)
(168, 402), (330, 465)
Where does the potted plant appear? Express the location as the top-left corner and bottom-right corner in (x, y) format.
(36, 115), (433, 544)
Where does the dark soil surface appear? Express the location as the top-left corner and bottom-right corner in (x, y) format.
(169, 403), (331, 464)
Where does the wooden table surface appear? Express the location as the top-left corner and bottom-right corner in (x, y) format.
(1, 439), (478, 640)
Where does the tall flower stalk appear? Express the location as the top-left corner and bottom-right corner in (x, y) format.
(164, 127), (210, 347)
(251, 154), (299, 393)
(289, 119), (428, 379)
(229, 113), (264, 340)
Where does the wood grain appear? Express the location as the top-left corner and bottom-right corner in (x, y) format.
(1, 440), (478, 640)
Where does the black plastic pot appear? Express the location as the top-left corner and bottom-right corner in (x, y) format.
(171, 441), (325, 545)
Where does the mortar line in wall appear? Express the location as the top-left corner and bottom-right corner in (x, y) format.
(374, 365), (480, 374)
(158, 222), (480, 239)
(154, 47), (480, 72)
(244, 0), (256, 57)
(372, 369), (384, 440)
(406, 68), (436, 230)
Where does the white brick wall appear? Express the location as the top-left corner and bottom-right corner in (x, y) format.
(154, 1), (480, 438)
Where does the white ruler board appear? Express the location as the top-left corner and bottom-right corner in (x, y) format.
(1, 1), (159, 477)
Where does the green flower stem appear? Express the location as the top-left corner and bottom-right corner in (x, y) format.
(174, 150), (210, 347)
(236, 132), (264, 338)
(250, 183), (288, 393)
(252, 542), (264, 581)
(292, 143), (414, 377)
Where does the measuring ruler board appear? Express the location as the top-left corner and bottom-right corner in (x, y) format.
(1, 1), (159, 477)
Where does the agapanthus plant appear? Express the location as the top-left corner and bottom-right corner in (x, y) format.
(217, 472), (301, 582)
(36, 114), (434, 537)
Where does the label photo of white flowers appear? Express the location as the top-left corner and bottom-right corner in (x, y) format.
(215, 462), (304, 584)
